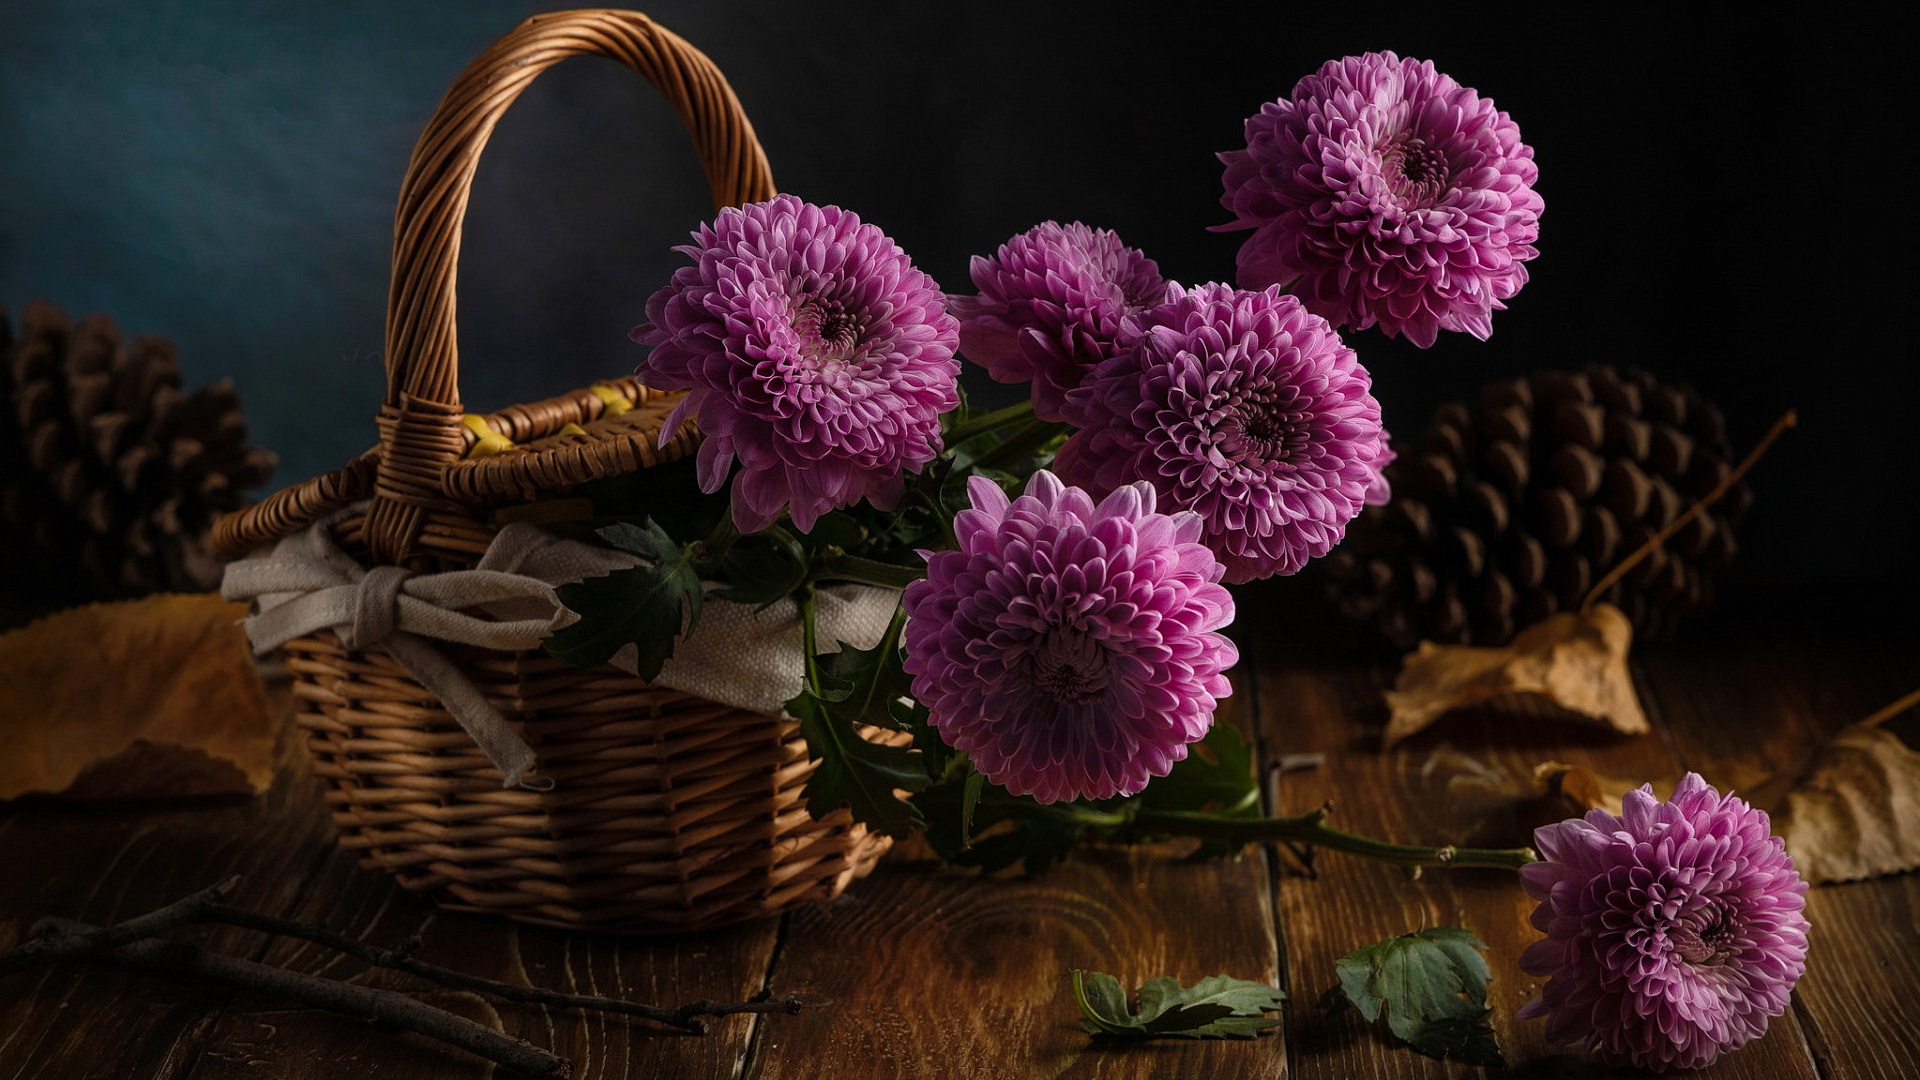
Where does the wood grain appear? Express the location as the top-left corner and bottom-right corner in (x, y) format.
(171, 685), (784, 1080)
(180, 854), (781, 1080)
(0, 680), (781, 1080)
(4, 611), (1916, 1077)
(0, 682), (340, 1079)
(744, 674), (1287, 1080)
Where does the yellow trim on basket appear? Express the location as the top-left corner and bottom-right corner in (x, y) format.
(462, 414), (515, 458)
(590, 382), (634, 417)
(556, 422), (588, 438)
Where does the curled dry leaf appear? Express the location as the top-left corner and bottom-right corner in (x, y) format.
(1775, 712), (1920, 885)
(0, 594), (277, 800)
(1531, 761), (1633, 819)
(1382, 604), (1649, 750)
(1416, 749), (1651, 848)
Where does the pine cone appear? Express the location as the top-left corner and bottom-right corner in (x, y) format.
(1326, 365), (1751, 648)
(1, 301), (277, 603)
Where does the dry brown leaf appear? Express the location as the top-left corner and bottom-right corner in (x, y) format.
(1381, 603), (1650, 750)
(1531, 760), (1626, 818)
(0, 594), (277, 800)
(1527, 760), (1678, 820)
(1775, 718), (1920, 884)
(1414, 749), (1654, 847)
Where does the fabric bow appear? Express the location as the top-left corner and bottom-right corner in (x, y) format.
(222, 508), (906, 790)
(220, 515), (610, 788)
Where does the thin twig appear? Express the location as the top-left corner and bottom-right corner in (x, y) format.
(33, 917), (570, 1079)
(0, 875), (240, 978)
(189, 901), (804, 1033)
(1860, 686), (1920, 729)
(1581, 409), (1797, 614)
(0, 880), (816, 1075)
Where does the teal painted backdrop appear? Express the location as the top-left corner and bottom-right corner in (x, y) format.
(3, 2), (1910, 594)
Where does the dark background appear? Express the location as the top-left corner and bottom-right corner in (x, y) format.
(2, 2), (1911, 613)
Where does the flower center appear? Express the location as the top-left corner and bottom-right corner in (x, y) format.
(1673, 906), (1740, 967)
(792, 299), (864, 365)
(1380, 132), (1450, 207)
(1222, 403), (1311, 465)
(1033, 628), (1108, 704)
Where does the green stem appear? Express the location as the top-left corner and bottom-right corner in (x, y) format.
(965, 418), (1067, 475)
(1123, 807), (1538, 871)
(943, 399), (1036, 448)
(691, 514), (742, 573)
(799, 586), (821, 693)
(814, 552), (926, 590)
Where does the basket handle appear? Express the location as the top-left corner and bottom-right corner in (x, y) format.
(364, 9), (774, 564)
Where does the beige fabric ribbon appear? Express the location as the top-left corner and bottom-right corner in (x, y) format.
(221, 510), (902, 789)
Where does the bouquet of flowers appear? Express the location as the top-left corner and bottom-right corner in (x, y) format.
(548, 50), (1805, 1072)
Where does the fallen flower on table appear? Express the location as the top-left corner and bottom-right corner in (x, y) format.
(1072, 970), (1285, 1040)
(1775, 687), (1920, 884)
(1519, 773), (1809, 1072)
(0, 593), (277, 801)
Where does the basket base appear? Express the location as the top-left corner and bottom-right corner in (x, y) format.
(285, 631), (893, 933)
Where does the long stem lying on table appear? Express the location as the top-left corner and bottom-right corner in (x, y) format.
(1138, 806), (1536, 870)
(1051, 803), (1538, 871)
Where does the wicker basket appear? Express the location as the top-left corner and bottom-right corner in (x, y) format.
(213, 9), (897, 933)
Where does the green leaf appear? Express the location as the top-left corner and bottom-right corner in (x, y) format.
(1405, 1012), (1505, 1068)
(1139, 723), (1261, 816)
(543, 521), (703, 680)
(1072, 970), (1285, 1040)
(1327, 926), (1503, 1066)
(903, 696), (956, 779)
(787, 690), (928, 839)
(813, 611), (912, 731)
(951, 811), (1083, 874)
(913, 773), (1085, 873)
(713, 527), (809, 607)
(799, 510), (867, 552)
(1119, 724), (1263, 859)
(960, 768), (986, 846)
(597, 520), (694, 570)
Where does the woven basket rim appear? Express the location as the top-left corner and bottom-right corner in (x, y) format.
(214, 8), (774, 565)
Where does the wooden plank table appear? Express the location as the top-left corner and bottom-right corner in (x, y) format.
(3, 585), (1915, 1079)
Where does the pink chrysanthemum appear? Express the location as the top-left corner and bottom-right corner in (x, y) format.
(1054, 283), (1388, 584)
(1217, 51), (1543, 347)
(901, 471), (1236, 804)
(949, 221), (1168, 421)
(1519, 773), (1811, 1072)
(635, 194), (960, 533)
